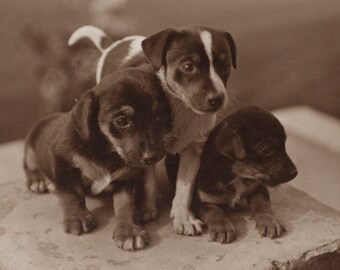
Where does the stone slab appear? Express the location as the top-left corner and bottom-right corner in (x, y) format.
(1, 106), (340, 270)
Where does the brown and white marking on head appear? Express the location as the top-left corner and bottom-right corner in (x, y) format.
(199, 30), (227, 107)
(98, 105), (135, 155)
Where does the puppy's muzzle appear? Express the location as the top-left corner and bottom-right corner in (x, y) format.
(142, 151), (161, 166)
(268, 158), (298, 186)
(206, 93), (225, 112)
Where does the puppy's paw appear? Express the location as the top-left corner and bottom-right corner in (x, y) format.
(170, 208), (203, 236)
(208, 218), (236, 244)
(64, 211), (96, 236)
(254, 213), (286, 239)
(28, 173), (55, 194)
(113, 223), (149, 251)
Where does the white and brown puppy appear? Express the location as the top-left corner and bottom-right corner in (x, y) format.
(68, 25), (236, 235)
(24, 68), (172, 250)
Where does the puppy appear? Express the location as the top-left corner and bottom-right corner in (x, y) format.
(68, 25), (236, 235)
(166, 106), (298, 243)
(24, 68), (171, 251)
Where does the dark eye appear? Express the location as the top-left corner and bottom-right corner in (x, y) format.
(259, 147), (274, 156)
(114, 116), (130, 128)
(181, 62), (195, 73)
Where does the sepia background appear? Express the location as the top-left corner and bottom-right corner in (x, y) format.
(0, 0), (340, 143)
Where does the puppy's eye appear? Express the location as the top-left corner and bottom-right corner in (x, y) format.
(181, 62), (195, 73)
(114, 116), (130, 128)
(259, 147), (274, 156)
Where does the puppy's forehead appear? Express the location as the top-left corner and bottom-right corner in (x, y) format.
(168, 27), (231, 62)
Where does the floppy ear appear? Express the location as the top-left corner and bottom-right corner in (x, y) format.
(224, 32), (237, 69)
(141, 28), (176, 70)
(215, 124), (245, 159)
(71, 89), (96, 141)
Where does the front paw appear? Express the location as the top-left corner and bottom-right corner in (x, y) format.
(170, 208), (203, 236)
(64, 211), (96, 235)
(113, 223), (149, 251)
(28, 173), (55, 194)
(254, 213), (286, 239)
(208, 218), (236, 244)
(141, 202), (158, 223)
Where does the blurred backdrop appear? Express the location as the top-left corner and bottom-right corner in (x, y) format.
(0, 0), (339, 143)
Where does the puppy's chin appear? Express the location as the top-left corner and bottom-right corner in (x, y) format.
(122, 152), (164, 168)
(186, 101), (223, 115)
(266, 176), (295, 187)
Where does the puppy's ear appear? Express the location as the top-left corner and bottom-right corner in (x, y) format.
(141, 28), (176, 70)
(224, 32), (237, 69)
(215, 124), (245, 159)
(71, 89), (96, 141)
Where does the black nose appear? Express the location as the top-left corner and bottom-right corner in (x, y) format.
(143, 155), (158, 165)
(208, 96), (224, 110)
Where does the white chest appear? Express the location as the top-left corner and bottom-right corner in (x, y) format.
(72, 154), (130, 194)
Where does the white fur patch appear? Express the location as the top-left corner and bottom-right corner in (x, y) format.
(72, 154), (111, 194)
(122, 36), (145, 64)
(68, 25), (107, 52)
(172, 143), (204, 208)
(96, 35), (145, 84)
(200, 31), (227, 104)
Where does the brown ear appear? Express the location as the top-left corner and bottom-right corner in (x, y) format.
(71, 89), (96, 141)
(141, 28), (176, 70)
(215, 124), (245, 159)
(224, 32), (237, 69)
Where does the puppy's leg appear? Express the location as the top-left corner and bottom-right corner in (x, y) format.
(170, 142), (204, 236)
(196, 204), (236, 243)
(55, 162), (96, 235)
(58, 189), (96, 235)
(141, 165), (158, 222)
(247, 184), (286, 239)
(113, 180), (149, 251)
(24, 146), (55, 193)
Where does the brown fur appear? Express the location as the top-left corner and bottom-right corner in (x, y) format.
(167, 106), (298, 242)
(24, 68), (171, 250)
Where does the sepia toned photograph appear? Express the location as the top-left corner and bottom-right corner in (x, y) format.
(0, 0), (339, 269)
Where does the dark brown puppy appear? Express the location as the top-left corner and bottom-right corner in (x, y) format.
(166, 106), (297, 243)
(24, 68), (171, 251)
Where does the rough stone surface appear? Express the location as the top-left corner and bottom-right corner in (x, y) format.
(1, 107), (340, 270)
